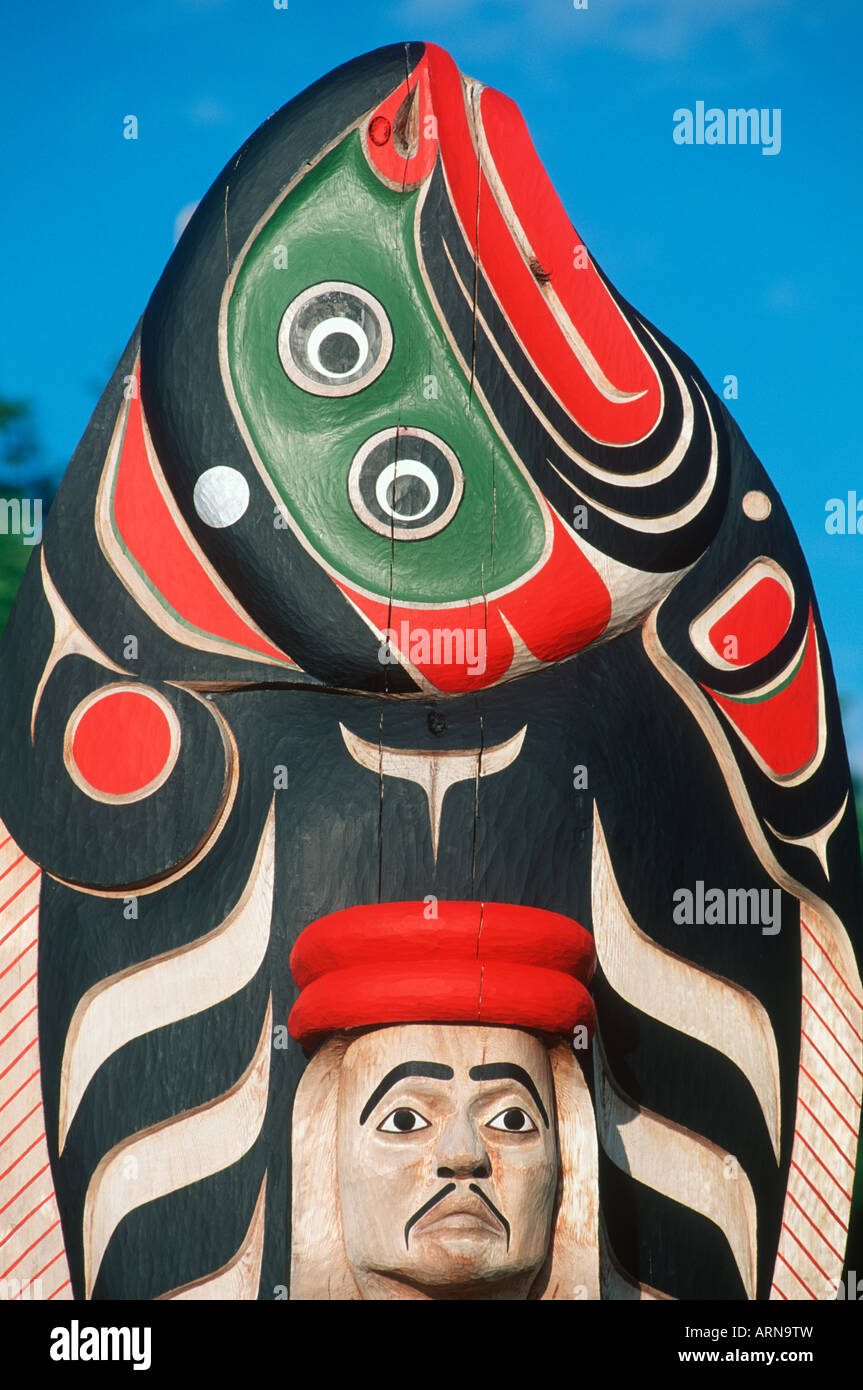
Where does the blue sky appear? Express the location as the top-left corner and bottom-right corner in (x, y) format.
(2, 0), (861, 767)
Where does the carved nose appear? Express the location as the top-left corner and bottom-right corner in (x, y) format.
(435, 1114), (491, 1180)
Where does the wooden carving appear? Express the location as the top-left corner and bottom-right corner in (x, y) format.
(0, 42), (860, 1303)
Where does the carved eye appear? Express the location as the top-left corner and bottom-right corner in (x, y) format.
(377, 1107), (431, 1133)
(348, 426), (464, 540)
(277, 281), (393, 396)
(486, 1107), (537, 1133)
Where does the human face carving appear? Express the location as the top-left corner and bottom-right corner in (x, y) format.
(337, 1024), (559, 1300)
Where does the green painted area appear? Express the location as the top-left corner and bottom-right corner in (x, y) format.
(227, 133), (545, 604)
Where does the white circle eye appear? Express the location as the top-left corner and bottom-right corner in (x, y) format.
(348, 427), (464, 541)
(375, 460), (439, 522)
(278, 282), (392, 396)
(486, 1107), (537, 1133)
(377, 1108), (431, 1133)
(306, 317), (370, 380)
(193, 466), (250, 528)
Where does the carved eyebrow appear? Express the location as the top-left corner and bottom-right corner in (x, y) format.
(359, 1061), (454, 1125)
(468, 1063), (550, 1128)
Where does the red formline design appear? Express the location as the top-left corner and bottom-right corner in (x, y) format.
(803, 959), (863, 1046)
(780, 1220), (832, 1284)
(794, 1128), (853, 1201)
(789, 1158), (847, 1233)
(0, 1035), (38, 1084)
(0, 870), (40, 918)
(0, 1097), (41, 1150)
(798, 1064), (860, 1138)
(0, 904), (39, 951)
(0, 1130), (46, 1183)
(0, 1065), (39, 1114)
(0, 1002), (38, 1051)
(786, 1192), (845, 1263)
(802, 993), (863, 1072)
(0, 1189), (54, 1249)
(0, 972), (38, 1017)
(801, 1029), (860, 1104)
(797, 1097), (856, 1169)
(0, 937), (37, 984)
(47, 1279), (71, 1300)
(0, 1217), (61, 1279)
(801, 920), (863, 1010)
(0, 1162), (51, 1216)
(775, 1250), (816, 1299)
(0, 854), (24, 885)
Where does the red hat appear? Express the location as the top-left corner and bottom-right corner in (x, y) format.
(288, 900), (595, 1050)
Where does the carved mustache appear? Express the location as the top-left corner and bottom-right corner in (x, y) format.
(403, 1183), (511, 1250)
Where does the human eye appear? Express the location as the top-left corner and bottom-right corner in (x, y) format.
(377, 1106), (431, 1133)
(486, 1106), (538, 1133)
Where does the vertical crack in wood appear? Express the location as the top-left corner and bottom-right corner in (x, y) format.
(471, 712), (485, 892)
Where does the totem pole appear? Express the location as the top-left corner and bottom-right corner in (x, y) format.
(0, 42), (860, 1302)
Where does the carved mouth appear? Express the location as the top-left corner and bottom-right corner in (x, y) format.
(412, 1189), (505, 1242)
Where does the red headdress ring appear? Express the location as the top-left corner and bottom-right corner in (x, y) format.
(288, 901), (595, 1052)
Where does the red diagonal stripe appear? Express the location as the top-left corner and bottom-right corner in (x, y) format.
(775, 1250), (816, 1298)
(790, 1158), (847, 1233)
(802, 1029), (861, 1105)
(781, 1220), (833, 1283)
(0, 1066), (39, 1115)
(0, 853), (24, 884)
(0, 869), (40, 917)
(0, 1130), (46, 1182)
(0, 1098), (41, 1151)
(0, 1162), (50, 1215)
(799, 1064), (860, 1138)
(798, 1098), (855, 1169)
(29, 1247), (65, 1281)
(0, 1190), (53, 1249)
(802, 993), (863, 1074)
(771, 1281), (789, 1300)
(0, 904), (39, 950)
(0, 1218), (61, 1278)
(0, 1035), (38, 1083)
(794, 1128), (853, 1201)
(803, 959), (863, 1045)
(0, 972), (38, 1016)
(0, 1001), (37, 1051)
(787, 1192), (844, 1262)
(802, 919), (863, 1010)
(47, 1278), (71, 1299)
(0, 938), (37, 983)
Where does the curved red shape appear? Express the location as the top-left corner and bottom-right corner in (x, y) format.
(708, 576), (793, 667)
(113, 374), (292, 665)
(336, 511), (611, 693)
(423, 44), (662, 444)
(707, 610), (821, 778)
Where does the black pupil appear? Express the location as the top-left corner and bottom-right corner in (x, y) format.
(503, 1109), (526, 1130)
(318, 330), (360, 375)
(387, 475), (430, 517)
(393, 1110), (416, 1131)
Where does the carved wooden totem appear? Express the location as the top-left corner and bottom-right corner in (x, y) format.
(0, 42), (860, 1302)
